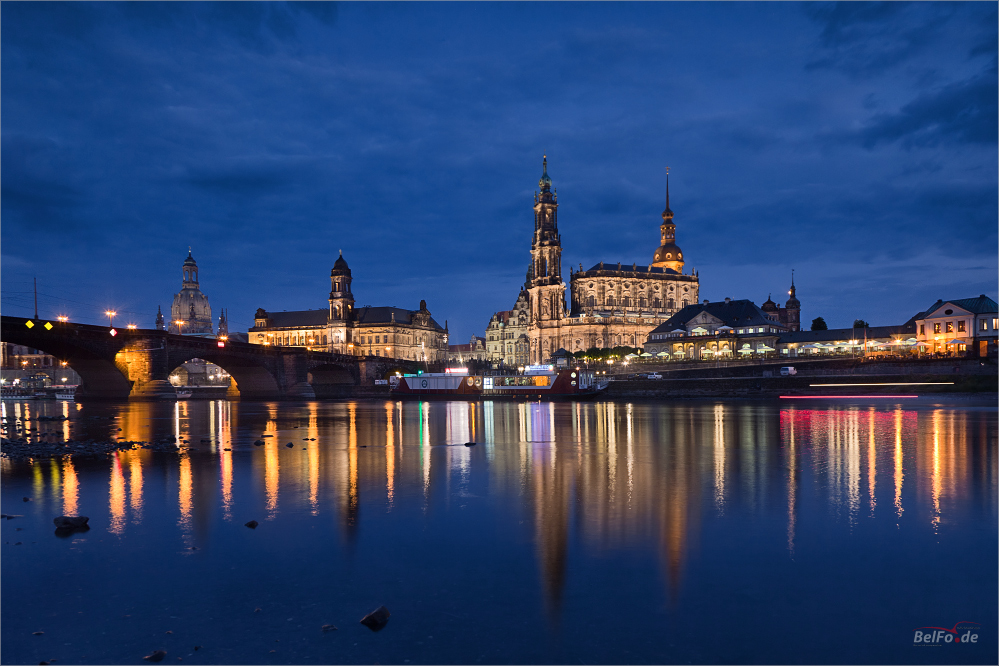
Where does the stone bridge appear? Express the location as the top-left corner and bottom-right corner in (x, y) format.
(1, 316), (421, 400)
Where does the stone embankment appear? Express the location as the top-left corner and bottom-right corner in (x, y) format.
(604, 357), (997, 399)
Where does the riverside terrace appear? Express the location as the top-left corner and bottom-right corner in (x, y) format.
(0, 316), (420, 400)
(641, 297), (999, 363)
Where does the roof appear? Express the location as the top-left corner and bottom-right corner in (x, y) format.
(920, 295), (998, 317)
(354, 306), (444, 331)
(252, 309), (329, 329)
(250, 305), (445, 331)
(580, 262), (681, 276)
(778, 323), (915, 344)
(649, 299), (781, 334)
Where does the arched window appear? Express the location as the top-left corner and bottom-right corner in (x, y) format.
(607, 297), (615, 307)
(682, 299), (688, 308)
(623, 297), (631, 307)
(667, 298), (674, 310)
(653, 298), (661, 309)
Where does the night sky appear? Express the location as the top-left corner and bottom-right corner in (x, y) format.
(3, 2), (996, 341)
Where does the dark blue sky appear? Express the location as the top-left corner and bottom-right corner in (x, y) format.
(3, 2), (996, 340)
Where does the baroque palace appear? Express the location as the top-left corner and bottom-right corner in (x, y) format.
(249, 252), (448, 362)
(487, 158), (699, 365)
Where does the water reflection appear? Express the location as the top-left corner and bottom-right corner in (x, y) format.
(2, 399), (996, 614)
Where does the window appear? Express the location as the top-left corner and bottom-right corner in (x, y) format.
(375, 335), (380, 344)
(945, 322), (954, 333)
(993, 318), (998, 330)
(981, 320), (988, 331)
(920, 324), (925, 336)
(957, 321), (966, 332)
(933, 323), (941, 334)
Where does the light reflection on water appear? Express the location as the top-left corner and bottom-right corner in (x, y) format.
(3, 399), (996, 552)
(1, 398), (996, 664)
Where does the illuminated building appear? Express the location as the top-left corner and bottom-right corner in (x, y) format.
(487, 158), (701, 364)
(248, 251), (448, 361)
(644, 298), (789, 360)
(447, 335), (488, 363)
(914, 294), (998, 357)
(485, 289), (530, 366)
(167, 250), (213, 335)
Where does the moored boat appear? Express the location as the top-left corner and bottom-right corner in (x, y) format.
(391, 365), (607, 400)
(175, 389), (193, 399)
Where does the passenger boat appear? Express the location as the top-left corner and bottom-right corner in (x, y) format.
(391, 365), (608, 400)
(0, 388), (34, 400)
(175, 389), (193, 399)
(54, 389), (77, 401)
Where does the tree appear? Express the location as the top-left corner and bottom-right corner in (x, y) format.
(853, 319), (869, 328)
(811, 317), (828, 331)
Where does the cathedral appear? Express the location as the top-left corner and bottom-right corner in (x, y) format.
(488, 158), (700, 365)
(249, 251), (448, 362)
(163, 250), (214, 335)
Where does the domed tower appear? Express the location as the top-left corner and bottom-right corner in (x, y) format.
(761, 294), (779, 318)
(169, 250), (213, 334)
(651, 170), (685, 273)
(784, 271), (801, 331)
(328, 250), (355, 352)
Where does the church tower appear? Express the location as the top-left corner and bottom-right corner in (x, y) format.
(784, 272), (801, 332)
(651, 171), (685, 274)
(328, 250), (355, 352)
(526, 156), (566, 362)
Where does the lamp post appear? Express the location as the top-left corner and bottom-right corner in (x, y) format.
(175, 320), (186, 335)
(105, 310), (117, 328)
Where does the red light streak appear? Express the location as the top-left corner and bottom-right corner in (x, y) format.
(780, 395), (918, 399)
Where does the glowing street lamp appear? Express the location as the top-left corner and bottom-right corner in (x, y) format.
(57, 315), (69, 323)
(175, 320), (186, 334)
(126, 324), (137, 330)
(105, 310), (117, 327)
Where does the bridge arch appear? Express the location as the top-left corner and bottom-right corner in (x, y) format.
(1, 324), (133, 399)
(166, 349), (282, 400)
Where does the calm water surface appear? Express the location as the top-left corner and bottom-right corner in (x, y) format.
(1, 398), (996, 665)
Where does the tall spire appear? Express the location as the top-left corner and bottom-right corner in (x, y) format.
(663, 167), (673, 218)
(539, 154), (552, 193)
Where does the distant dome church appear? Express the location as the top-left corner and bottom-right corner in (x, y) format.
(168, 250), (213, 335)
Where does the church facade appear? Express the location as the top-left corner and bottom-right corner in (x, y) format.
(248, 252), (448, 362)
(489, 158), (700, 365)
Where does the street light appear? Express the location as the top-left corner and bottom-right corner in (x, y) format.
(175, 320), (185, 334)
(57, 315), (69, 323)
(126, 324), (137, 330)
(105, 310), (117, 327)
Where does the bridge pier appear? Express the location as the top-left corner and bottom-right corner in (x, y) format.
(117, 339), (177, 400)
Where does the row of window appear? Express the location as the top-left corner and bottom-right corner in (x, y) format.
(920, 318), (997, 336)
(581, 296), (688, 309)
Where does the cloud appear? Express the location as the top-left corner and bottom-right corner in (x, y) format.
(181, 157), (316, 195)
(857, 62), (998, 148)
(0, 134), (85, 229)
(804, 1), (956, 76)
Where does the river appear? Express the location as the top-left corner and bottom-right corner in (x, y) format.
(1, 397), (996, 664)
